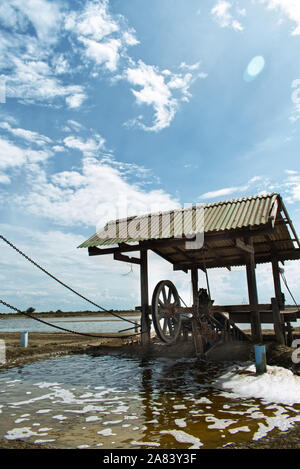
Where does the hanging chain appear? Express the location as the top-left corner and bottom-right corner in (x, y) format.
(0, 234), (138, 326)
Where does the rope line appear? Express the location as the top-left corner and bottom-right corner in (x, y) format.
(0, 234), (137, 326)
(280, 271), (300, 311)
(0, 299), (140, 339)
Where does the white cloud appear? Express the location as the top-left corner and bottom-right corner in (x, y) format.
(0, 1), (87, 108)
(124, 60), (206, 132)
(211, 1), (244, 31)
(199, 176), (266, 201)
(2, 0), (62, 44)
(0, 137), (52, 173)
(284, 171), (300, 203)
(200, 186), (243, 200)
(0, 121), (52, 146)
(65, 0), (138, 73)
(63, 134), (106, 156)
(65, 0), (119, 41)
(260, 0), (300, 35)
(78, 36), (122, 71)
(15, 155), (180, 228)
(65, 92), (87, 109)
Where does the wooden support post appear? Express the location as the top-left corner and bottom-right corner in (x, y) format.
(271, 297), (285, 345)
(271, 256), (284, 310)
(246, 244), (263, 344)
(191, 267), (203, 356)
(140, 248), (150, 346)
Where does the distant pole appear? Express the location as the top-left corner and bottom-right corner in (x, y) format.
(20, 331), (28, 347)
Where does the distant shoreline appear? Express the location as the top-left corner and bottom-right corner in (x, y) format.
(0, 310), (139, 319)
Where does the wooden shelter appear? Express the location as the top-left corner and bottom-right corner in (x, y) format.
(79, 193), (300, 351)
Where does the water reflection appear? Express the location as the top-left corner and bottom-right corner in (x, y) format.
(0, 353), (300, 449)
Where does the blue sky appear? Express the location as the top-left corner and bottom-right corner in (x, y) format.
(0, 0), (300, 313)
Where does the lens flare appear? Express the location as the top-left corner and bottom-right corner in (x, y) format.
(244, 56), (265, 82)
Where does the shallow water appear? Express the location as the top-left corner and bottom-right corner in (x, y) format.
(0, 316), (139, 333)
(1, 353), (300, 449)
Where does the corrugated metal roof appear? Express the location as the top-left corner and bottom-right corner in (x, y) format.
(78, 193), (279, 248)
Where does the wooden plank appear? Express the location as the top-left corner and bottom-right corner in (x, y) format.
(271, 256), (284, 310)
(140, 248), (150, 346)
(88, 245), (139, 256)
(246, 241), (263, 343)
(191, 267), (203, 356)
(212, 304), (272, 313)
(271, 297), (285, 344)
(228, 311), (299, 324)
(235, 238), (255, 254)
(113, 252), (141, 265)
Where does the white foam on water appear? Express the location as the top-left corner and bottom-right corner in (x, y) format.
(173, 404), (187, 410)
(35, 439), (55, 444)
(205, 416), (236, 430)
(175, 418), (187, 428)
(85, 416), (100, 422)
(34, 382), (61, 388)
(97, 428), (116, 436)
(131, 441), (160, 447)
(214, 364), (300, 405)
(15, 418), (30, 424)
(77, 445), (90, 449)
(195, 397), (212, 405)
(103, 420), (123, 425)
(229, 426), (251, 434)
(160, 430), (203, 449)
(5, 427), (45, 440)
(9, 395), (52, 406)
(52, 415), (67, 420)
(36, 409), (51, 414)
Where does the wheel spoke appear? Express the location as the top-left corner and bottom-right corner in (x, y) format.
(167, 318), (174, 336)
(167, 286), (172, 303)
(162, 286), (167, 305)
(162, 318), (168, 334)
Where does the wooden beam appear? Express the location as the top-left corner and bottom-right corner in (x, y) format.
(140, 248), (150, 346)
(235, 238), (255, 254)
(88, 245), (139, 256)
(271, 297), (285, 344)
(113, 252), (141, 265)
(191, 267), (203, 356)
(271, 256), (284, 310)
(246, 240), (263, 343)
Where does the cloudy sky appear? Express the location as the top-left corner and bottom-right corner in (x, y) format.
(0, 0), (300, 313)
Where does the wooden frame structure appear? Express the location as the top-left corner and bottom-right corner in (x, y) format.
(79, 193), (300, 347)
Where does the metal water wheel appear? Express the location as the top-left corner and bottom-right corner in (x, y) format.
(151, 280), (182, 344)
